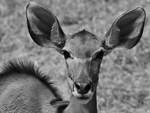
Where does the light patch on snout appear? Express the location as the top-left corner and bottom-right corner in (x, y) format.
(72, 86), (94, 103)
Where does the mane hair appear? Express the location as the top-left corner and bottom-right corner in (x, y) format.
(0, 59), (62, 100)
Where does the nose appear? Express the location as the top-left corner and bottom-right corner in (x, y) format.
(74, 81), (92, 95)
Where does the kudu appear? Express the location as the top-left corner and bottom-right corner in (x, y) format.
(0, 1), (146, 113)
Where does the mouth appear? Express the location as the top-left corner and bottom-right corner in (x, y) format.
(72, 93), (93, 104)
(72, 89), (93, 102)
(77, 95), (90, 100)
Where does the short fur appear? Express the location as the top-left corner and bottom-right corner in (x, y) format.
(0, 59), (62, 100)
(64, 30), (101, 58)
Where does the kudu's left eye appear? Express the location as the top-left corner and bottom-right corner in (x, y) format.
(62, 50), (73, 59)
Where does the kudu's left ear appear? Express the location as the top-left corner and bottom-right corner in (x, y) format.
(104, 7), (146, 50)
(26, 1), (66, 50)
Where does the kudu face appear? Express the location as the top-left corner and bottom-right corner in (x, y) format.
(26, 2), (146, 104)
(63, 31), (104, 102)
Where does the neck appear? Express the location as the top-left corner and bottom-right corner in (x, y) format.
(64, 92), (97, 113)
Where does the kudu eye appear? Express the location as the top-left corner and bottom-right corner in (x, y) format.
(62, 50), (73, 59)
(92, 49), (104, 60)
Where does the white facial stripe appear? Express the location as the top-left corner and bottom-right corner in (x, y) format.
(72, 86), (82, 97)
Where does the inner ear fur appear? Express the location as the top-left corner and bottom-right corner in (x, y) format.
(26, 1), (66, 50)
(104, 7), (146, 50)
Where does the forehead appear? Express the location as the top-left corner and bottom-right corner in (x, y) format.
(64, 30), (101, 58)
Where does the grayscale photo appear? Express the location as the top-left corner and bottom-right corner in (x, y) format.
(0, 0), (149, 113)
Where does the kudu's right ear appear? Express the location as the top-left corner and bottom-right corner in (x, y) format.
(26, 1), (66, 50)
(104, 7), (146, 52)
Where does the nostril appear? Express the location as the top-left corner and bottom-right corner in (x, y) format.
(74, 82), (81, 90)
(85, 83), (91, 92)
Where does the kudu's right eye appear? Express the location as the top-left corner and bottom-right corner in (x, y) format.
(62, 50), (73, 59)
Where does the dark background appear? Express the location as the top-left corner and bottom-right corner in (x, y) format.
(0, 0), (150, 112)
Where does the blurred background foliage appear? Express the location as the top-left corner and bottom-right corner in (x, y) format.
(1, 0), (150, 113)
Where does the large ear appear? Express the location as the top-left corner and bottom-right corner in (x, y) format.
(26, 1), (66, 50)
(104, 7), (146, 50)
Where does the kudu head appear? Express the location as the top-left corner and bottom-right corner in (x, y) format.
(26, 2), (146, 104)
